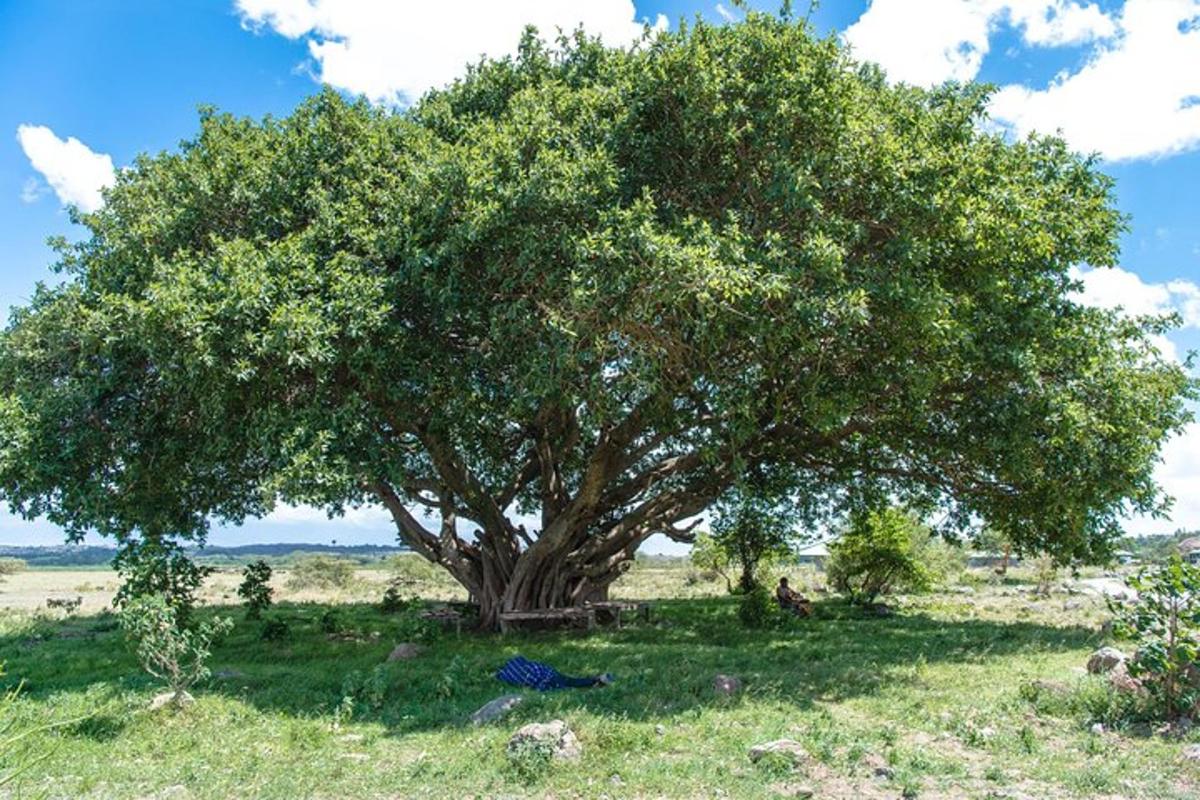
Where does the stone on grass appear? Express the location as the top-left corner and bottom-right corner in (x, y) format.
(655, 724), (666, 736)
(1107, 663), (1145, 695)
(748, 739), (809, 766)
(1182, 744), (1200, 762)
(387, 642), (424, 661)
(1090, 722), (1105, 735)
(149, 690), (194, 711)
(471, 694), (524, 725)
(507, 720), (582, 761)
(862, 752), (894, 779)
(1086, 646), (1126, 674)
(713, 674), (743, 695)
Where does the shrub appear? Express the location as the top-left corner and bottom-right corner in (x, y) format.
(380, 579), (413, 614)
(339, 664), (391, 715)
(112, 540), (212, 626)
(738, 583), (776, 629)
(319, 608), (347, 635)
(45, 596), (83, 615)
(1110, 555), (1200, 719)
(118, 594), (232, 705)
(259, 617), (290, 642)
(690, 532), (734, 593)
(237, 560), (274, 619)
(0, 558), (26, 582)
(285, 555), (356, 591)
(825, 507), (931, 605)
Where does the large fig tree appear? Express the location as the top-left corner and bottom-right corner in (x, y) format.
(0, 15), (1192, 628)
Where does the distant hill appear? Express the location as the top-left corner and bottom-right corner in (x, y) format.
(0, 542), (410, 568)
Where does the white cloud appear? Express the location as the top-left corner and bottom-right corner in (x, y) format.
(235, 0), (668, 105)
(19, 177), (48, 204)
(715, 3), (738, 23)
(845, 1), (1200, 161)
(264, 502), (392, 527)
(991, 0), (1200, 160)
(15, 125), (115, 213)
(1070, 264), (1200, 363)
(843, 1), (1114, 87)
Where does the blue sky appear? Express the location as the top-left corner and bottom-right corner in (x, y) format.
(1, 1), (1198, 550)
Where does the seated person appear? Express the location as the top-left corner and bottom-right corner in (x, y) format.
(776, 577), (812, 617)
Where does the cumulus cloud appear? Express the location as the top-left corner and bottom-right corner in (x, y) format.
(235, 0), (668, 105)
(990, 0), (1200, 160)
(16, 124), (115, 213)
(845, 1), (1200, 161)
(843, 0), (1114, 87)
(1070, 265), (1200, 362)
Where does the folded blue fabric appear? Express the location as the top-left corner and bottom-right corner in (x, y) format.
(496, 655), (607, 691)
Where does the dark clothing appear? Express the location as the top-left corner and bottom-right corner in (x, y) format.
(497, 656), (600, 691)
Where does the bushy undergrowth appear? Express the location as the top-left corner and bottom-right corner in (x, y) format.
(238, 560), (274, 619)
(286, 556), (357, 591)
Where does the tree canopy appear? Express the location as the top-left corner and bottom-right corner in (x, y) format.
(0, 13), (1192, 626)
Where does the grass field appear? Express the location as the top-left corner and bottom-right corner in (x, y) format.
(1, 559), (1198, 799)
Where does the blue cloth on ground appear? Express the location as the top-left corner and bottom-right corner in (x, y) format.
(496, 655), (600, 691)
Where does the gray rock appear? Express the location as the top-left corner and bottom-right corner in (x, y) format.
(748, 739), (809, 766)
(713, 674), (743, 695)
(1087, 646), (1126, 674)
(387, 642), (424, 661)
(1183, 744), (1200, 762)
(507, 719), (582, 761)
(655, 724), (666, 736)
(149, 690), (194, 711)
(1090, 722), (1105, 735)
(471, 694), (524, 725)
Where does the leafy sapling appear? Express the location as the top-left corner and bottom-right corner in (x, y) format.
(237, 559), (274, 619)
(119, 594), (232, 707)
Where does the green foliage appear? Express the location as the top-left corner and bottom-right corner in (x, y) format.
(1110, 555), (1200, 719)
(286, 556), (356, 591)
(237, 560), (274, 619)
(0, 13), (1192, 612)
(259, 617), (290, 642)
(711, 489), (799, 592)
(0, 663), (49, 790)
(112, 540), (213, 626)
(118, 594), (232, 703)
(318, 608), (346, 635)
(826, 507), (932, 604)
(737, 583), (776, 629)
(339, 664), (392, 716)
(690, 532), (734, 592)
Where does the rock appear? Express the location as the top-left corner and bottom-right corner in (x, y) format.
(768, 783), (815, 798)
(471, 694), (524, 725)
(862, 752), (894, 779)
(748, 739), (809, 766)
(387, 642), (424, 661)
(1063, 601), (1082, 611)
(149, 690), (194, 711)
(1107, 663), (1145, 695)
(214, 668), (245, 680)
(1182, 744), (1200, 762)
(1087, 646), (1126, 674)
(949, 586), (975, 595)
(507, 719), (582, 762)
(655, 724), (666, 736)
(713, 674), (743, 696)
(1090, 723), (1105, 735)
(864, 602), (894, 617)
(1028, 679), (1070, 696)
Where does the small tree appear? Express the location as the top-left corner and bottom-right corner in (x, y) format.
(710, 491), (798, 593)
(690, 532), (735, 592)
(974, 527), (1014, 575)
(119, 594), (232, 706)
(112, 539), (212, 626)
(826, 507), (931, 605)
(1111, 555), (1200, 720)
(237, 560), (274, 619)
(285, 555), (356, 591)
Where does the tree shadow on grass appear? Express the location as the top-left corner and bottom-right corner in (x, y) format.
(0, 596), (1101, 738)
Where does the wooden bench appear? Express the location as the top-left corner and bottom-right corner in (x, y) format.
(497, 607), (596, 634)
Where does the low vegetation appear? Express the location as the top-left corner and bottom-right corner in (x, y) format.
(1, 558), (1198, 798)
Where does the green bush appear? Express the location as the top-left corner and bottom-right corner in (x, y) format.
(738, 583), (776, 629)
(825, 507), (931, 605)
(112, 541), (213, 626)
(259, 617), (290, 642)
(237, 560), (274, 619)
(1111, 555), (1200, 719)
(118, 594), (232, 705)
(285, 555), (356, 591)
(0, 558), (26, 582)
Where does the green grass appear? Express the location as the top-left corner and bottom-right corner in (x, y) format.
(1, 572), (1198, 799)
